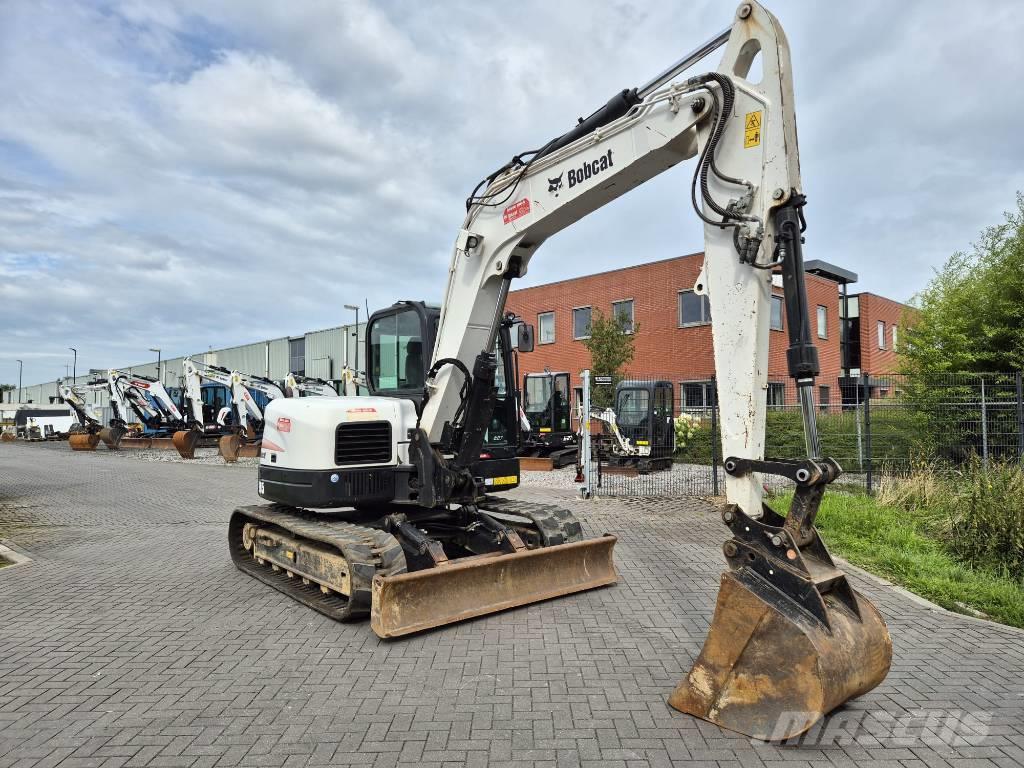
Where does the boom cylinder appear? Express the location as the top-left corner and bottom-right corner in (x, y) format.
(773, 194), (822, 459)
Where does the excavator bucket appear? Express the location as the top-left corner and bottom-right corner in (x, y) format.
(99, 425), (126, 450)
(219, 434), (240, 463)
(669, 496), (892, 741)
(370, 534), (618, 638)
(669, 571), (891, 740)
(173, 430), (202, 459)
(219, 434), (260, 462)
(68, 432), (101, 451)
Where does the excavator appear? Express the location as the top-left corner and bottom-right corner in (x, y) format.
(283, 373), (340, 398)
(61, 380), (108, 450)
(230, 1), (890, 740)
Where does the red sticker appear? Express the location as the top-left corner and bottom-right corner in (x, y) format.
(276, 417), (291, 433)
(130, 380), (151, 389)
(503, 198), (530, 224)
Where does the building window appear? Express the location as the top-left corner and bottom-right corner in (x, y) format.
(573, 307), (592, 340)
(767, 382), (786, 409)
(877, 320), (887, 349)
(679, 290), (711, 326)
(817, 305), (827, 339)
(288, 337), (305, 376)
(771, 295), (784, 331)
(612, 299), (634, 333)
(538, 312), (555, 344)
(819, 385), (830, 411)
(681, 381), (716, 414)
(891, 325), (898, 350)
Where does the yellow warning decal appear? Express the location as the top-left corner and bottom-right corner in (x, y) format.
(486, 475), (518, 487)
(744, 110), (762, 148)
(539, 427), (552, 433)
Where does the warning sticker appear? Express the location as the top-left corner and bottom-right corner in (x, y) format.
(744, 110), (762, 148)
(503, 198), (531, 224)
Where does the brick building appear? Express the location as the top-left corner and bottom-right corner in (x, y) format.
(507, 253), (912, 411)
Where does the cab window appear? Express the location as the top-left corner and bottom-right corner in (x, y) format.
(369, 308), (425, 392)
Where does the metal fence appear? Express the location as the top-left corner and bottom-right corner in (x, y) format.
(578, 371), (1024, 498)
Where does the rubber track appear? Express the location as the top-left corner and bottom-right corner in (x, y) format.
(229, 504), (406, 621)
(478, 496), (583, 546)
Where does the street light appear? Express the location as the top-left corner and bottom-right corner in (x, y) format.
(344, 304), (360, 378)
(149, 348), (161, 384)
(16, 359), (22, 403)
(69, 347), (77, 382)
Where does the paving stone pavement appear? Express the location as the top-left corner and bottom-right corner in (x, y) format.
(1, 441), (1022, 768)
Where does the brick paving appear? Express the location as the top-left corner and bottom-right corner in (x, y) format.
(1, 441), (1022, 767)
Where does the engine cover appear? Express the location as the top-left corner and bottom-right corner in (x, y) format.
(259, 396), (418, 471)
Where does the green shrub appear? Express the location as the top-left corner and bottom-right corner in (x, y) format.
(936, 459), (1024, 579)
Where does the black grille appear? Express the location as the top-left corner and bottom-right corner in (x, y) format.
(335, 421), (392, 466)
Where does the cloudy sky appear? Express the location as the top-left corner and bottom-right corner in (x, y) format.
(2, 0), (1022, 387)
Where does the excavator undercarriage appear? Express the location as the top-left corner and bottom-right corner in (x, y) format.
(229, 498), (616, 637)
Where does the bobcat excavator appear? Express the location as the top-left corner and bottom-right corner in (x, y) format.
(230, 0), (890, 740)
(61, 380), (108, 450)
(283, 373), (340, 398)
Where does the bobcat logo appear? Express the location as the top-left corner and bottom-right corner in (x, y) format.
(548, 172), (564, 196)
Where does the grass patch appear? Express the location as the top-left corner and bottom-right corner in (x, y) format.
(768, 490), (1024, 629)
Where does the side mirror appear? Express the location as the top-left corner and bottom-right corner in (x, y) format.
(517, 323), (535, 353)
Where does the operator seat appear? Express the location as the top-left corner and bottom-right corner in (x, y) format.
(404, 341), (424, 388)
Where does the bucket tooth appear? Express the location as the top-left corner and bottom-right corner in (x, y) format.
(371, 534), (617, 638)
(173, 430), (202, 459)
(68, 432), (101, 451)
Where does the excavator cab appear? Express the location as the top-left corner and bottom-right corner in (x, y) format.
(612, 380), (675, 471)
(519, 372), (578, 467)
(366, 300), (522, 491)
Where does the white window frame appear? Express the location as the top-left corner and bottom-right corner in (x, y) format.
(538, 311), (555, 345)
(770, 295), (784, 331)
(680, 380), (715, 414)
(678, 290), (711, 327)
(767, 381), (786, 409)
(572, 306), (592, 340)
(611, 298), (634, 334)
(891, 325), (898, 350)
(877, 320), (887, 350)
(817, 305), (827, 339)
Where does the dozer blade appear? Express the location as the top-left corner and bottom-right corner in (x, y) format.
(68, 432), (101, 451)
(99, 425), (126, 450)
(371, 534), (617, 638)
(172, 430), (202, 459)
(119, 436), (154, 449)
(669, 569), (891, 741)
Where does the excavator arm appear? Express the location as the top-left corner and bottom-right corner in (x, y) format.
(416, 2), (789, 516)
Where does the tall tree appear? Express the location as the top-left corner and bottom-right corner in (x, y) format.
(584, 309), (637, 407)
(902, 192), (1024, 374)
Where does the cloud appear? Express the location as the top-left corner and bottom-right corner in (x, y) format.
(1, 0), (1023, 386)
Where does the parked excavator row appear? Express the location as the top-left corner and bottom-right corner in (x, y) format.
(172, 358), (352, 461)
(66, 370), (186, 451)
